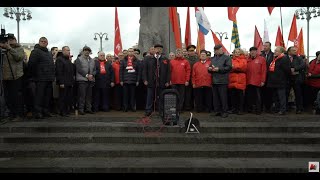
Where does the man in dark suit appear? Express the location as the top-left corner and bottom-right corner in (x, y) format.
(93, 51), (114, 112)
(260, 41), (275, 113)
(134, 48), (147, 110)
(28, 37), (55, 119)
(208, 44), (232, 118)
(143, 44), (171, 116)
(120, 48), (140, 112)
(266, 46), (291, 115)
(55, 46), (75, 116)
(285, 46), (305, 114)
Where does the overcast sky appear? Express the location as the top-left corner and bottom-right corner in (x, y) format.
(0, 7), (319, 60)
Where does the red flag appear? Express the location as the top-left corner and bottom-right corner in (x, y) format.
(210, 30), (229, 55)
(288, 15), (297, 42)
(184, 7), (191, 48)
(254, 26), (263, 54)
(267, 7), (275, 15)
(294, 28), (305, 55)
(169, 7), (182, 49)
(228, 7), (240, 22)
(196, 30), (205, 55)
(275, 26), (286, 49)
(114, 7), (122, 57)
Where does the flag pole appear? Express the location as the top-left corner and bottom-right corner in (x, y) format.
(280, 7), (289, 49)
(196, 27), (199, 55)
(195, 8), (199, 55)
(169, 7), (171, 55)
(169, 15), (171, 54)
(280, 7), (284, 37)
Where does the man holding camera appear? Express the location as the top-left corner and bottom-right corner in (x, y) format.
(0, 34), (25, 121)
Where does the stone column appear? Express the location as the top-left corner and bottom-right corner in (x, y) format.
(138, 7), (177, 57)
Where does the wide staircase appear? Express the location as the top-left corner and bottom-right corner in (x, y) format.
(0, 111), (319, 173)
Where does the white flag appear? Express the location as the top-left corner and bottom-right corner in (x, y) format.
(263, 19), (270, 43)
(195, 7), (211, 35)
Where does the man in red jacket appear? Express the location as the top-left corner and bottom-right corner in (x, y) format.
(170, 48), (191, 111)
(246, 47), (267, 114)
(306, 51), (320, 111)
(192, 50), (213, 113)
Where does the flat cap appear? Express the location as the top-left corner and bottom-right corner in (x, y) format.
(83, 46), (92, 52)
(249, 47), (258, 51)
(154, 44), (163, 48)
(186, 45), (196, 51)
(214, 44), (223, 50)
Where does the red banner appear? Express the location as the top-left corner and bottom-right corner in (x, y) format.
(169, 7), (182, 49)
(228, 7), (240, 22)
(267, 7), (275, 15)
(275, 26), (286, 49)
(295, 28), (305, 55)
(184, 7), (191, 48)
(114, 7), (123, 57)
(288, 15), (298, 42)
(210, 30), (229, 55)
(254, 26), (263, 54)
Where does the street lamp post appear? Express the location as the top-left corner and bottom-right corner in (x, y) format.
(215, 32), (228, 42)
(3, 7), (32, 43)
(295, 7), (320, 60)
(94, 32), (108, 52)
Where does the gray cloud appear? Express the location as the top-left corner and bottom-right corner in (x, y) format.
(179, 7), (320, 58)
(1, 7), (319, 59)
(0, 7), (140, 59)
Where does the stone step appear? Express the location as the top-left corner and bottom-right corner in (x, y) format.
(2, 121), (320, 133)
(11, 112), (320, 123)
(1, 132), (320, 144)
(0, 143), (320, 158)
(0, 157), (316, 173)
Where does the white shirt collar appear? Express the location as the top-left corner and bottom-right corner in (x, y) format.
(154, 54), (161, 59)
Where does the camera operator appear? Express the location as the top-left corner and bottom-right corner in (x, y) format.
(0, 34), (25, 121)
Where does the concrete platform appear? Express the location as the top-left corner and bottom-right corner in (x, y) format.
(0, 157), (316, 173)
(1, 143), (320, 158)
(0, 111), (319, 173)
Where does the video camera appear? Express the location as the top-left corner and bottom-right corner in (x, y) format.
(0, 25), (14, 44)
(0, 25), (8, 44)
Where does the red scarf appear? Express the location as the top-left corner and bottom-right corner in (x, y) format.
(99, 61), (106, 74)
(269, 53), (284, 72)
(127, 56), (134, 70)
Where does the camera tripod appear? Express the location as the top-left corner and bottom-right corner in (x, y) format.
(0, 48), (6, 120)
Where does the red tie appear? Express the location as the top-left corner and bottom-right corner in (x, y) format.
(290, 56), (293, 62)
